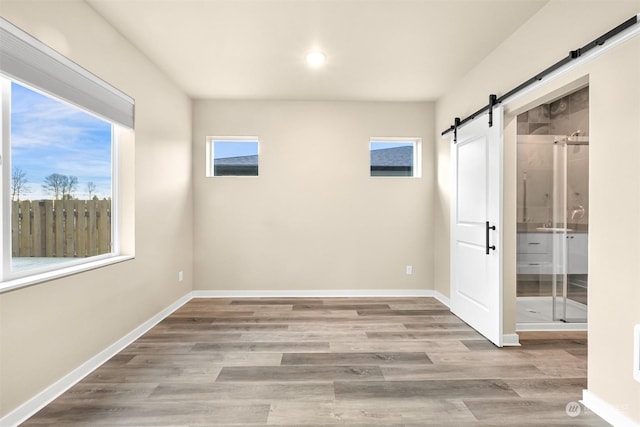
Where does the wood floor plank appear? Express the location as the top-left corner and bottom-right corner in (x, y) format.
(118, 342), (196, 355)
(165, 323), (290, 332)
(237, 331), (369, 342)
(281, 352), (432, 366)
(46, 383), (159, 404)
(253, 309), (361, 318)
(428, 348), (580, 365)
(287, 322), (408, 332)
(171, 310), (256, 318)
(229, 298), (323, 305)
(292, 303), (391, 311)
(125, 352), (284, 367)
(330, 339), (470, 353)
(366, 330), (483, 340)
(82, 365), (222, 384)
(135, 331), (243, 343)
(403, 321), (473, 330)
(24, 402), (270, 425)
(357, 309), (452, 316)
(210, 304), (294, 312)
(210, 315), (430, 323)
(387, 302), (449, 310)
(380, 364), (547, 380)
(192, 341), (329, 352)
(464, 398), (609, 426)
(503, 377), (587, 398)
(148, 382), (334, 402)
(334, 379), (518, 400)
(23, 297), (609, 426)
(216, 365), (384, 382)
(266, 400), (476, 424)
(461, 339), (504, 351)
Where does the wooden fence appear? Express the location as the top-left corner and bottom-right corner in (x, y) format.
(12, 200), (111, 258)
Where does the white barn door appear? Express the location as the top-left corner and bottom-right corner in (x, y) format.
(450, 108), (503, 346)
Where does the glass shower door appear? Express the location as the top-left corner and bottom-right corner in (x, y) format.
(551, 138), (588, 323)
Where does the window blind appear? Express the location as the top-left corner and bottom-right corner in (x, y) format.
(0, 17), (134, 130)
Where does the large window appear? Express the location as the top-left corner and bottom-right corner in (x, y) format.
(370, 138), (421, 177)
(0, 17), (133, 287)
(4, 81), (114, 275)
(206, 137), (259, 177)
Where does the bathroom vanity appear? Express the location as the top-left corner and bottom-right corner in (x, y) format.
(517, 231), (588, 275)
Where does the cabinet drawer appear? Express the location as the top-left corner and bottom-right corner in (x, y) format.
(518, 233), (550, 254)
(517, 264), (547, 275)
(517, 253), (549, 264)
(517, 258), (552, 274)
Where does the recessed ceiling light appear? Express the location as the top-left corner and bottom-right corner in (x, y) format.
(306, 51), (326, 68)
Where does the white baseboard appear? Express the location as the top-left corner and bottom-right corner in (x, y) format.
(502, 333), (521, 347)
(193, 289), (450, 305)
(582, 390), (640, 427)
(0, 293), (192, 427)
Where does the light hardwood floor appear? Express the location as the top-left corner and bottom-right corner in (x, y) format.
(23, 297), (609, 426)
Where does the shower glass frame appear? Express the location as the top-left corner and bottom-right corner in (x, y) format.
(552, 136), (589, 323)
(517, 134), (588, 324)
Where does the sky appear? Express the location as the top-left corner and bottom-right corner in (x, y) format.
(212, 140), (411, 159)
(370, 141), (413, 151)
(10, 82), (112, 200)
(213, 140), (258, 159)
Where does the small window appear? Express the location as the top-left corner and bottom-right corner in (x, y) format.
(206, 137), (259, 177)
(370, 139), (420, 177)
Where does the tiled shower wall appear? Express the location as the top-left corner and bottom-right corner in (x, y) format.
(517, 87), (589, 228)
(517, 86), (589, 136)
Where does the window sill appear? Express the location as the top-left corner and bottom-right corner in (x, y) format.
(0, 255), (134, 294)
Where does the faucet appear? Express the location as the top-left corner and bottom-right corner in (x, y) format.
(571, 205), (585, 221)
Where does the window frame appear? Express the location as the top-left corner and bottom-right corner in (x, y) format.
(369, 137), (422, 178)
(0, 18), (134, 292)
(205, 136), (260, 177)
(0, 78), (125, 289)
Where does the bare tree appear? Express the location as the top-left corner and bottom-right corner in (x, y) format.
(86, 181), (97, 200)
(62, 175), (78, 200)
(11, 167), (30, 201)
(43, 173), (66, 200)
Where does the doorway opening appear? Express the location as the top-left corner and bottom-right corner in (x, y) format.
(516, 86), (589, 330)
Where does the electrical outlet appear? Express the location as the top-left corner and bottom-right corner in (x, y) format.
(405, 265), (413, 275)
(178, 271), (184, 282)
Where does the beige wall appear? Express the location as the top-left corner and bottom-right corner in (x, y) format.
(2, 0), (638, 423)
(193, 100), (434, 292)
(0, 1), (193, 417)
(435, 1), (640, 422)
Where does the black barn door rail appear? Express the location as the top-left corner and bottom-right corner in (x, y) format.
(442, 14), (639, 140)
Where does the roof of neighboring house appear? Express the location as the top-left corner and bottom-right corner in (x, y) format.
(214, 147), (412, 168)
(215, 155), (259, 166)
(370, 146), (413, 167)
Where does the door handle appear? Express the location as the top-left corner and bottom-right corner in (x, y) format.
(486, 221), (496, 255)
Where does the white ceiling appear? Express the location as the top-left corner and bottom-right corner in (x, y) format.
(86, 0), (548, 101)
